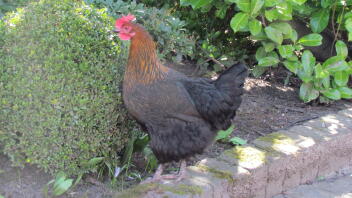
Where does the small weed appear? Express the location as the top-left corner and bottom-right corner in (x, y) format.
(215, 125), (247, 146)
(43, 172), (74, 197)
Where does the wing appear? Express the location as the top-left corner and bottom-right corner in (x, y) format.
(182, 79), (237, 130)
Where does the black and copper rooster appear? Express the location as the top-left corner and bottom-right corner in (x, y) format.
(114, 14), (247, 182)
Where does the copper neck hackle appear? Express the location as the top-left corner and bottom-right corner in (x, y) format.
(124, 23), (168, 87)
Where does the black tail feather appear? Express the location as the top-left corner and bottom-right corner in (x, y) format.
(214, 62), (248, 97)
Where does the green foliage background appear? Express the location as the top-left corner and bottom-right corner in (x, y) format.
(153, 0), (352, 103)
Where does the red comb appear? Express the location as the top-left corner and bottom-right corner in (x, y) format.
(115, 14), (136, 30)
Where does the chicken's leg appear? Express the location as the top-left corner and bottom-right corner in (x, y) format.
(142, 160), (187, 183)
(175, 160), (187, 182)
(152, 163), (165, 181)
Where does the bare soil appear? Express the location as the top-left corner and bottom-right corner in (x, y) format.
(1, 63), (351, 198)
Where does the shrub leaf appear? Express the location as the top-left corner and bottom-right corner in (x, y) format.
(298, 33), (322, 46)
(230, 12), (249, 33)
(310, 9), (330, 33)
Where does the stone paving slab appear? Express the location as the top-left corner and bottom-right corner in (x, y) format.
(116, 108), (352, 198)
(273, 174), (352, 198)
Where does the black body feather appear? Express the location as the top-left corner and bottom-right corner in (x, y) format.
(123, 62), (247, 163)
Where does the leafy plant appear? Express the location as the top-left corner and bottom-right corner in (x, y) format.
(137, 0), (251, 72)
(120, 131), (157, 178)
(180, 0), (352, 103)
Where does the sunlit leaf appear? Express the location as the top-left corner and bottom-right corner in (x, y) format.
(191, 0), (214, 9)
(346, 17), (352, 34)
(349, 32), (352, 41)
(335, 40), (348, 58)
(264, 0), (278, 7)
(258, 56), (279, 67)
(278, 44), (294, 58)
(322, 89), (341, 100)
(333, 71), (349, 86)
(249, 19), (262, 35)
(283, 60), (300, 74)
(291, 0), (307, 5)
(250, 30), (267, 40)
(230, 12), (249, 33)
(255, 46), (266, 60)
(301, 50), (315, 75)
(323, 56), (349, 72)
(298, 70), (313, 83)
(250, 0), (264, 16)
(262, 41), (275, 52)
(233, 0), (250, 12)
(276, 2), (292, 20)
(294, 44), (304, 50)
(264, 26), (283, 44)
(286, 54), (299, 61)
(348, 61), (352, 74)
(315, 63), (329, 78)
(322, 76), (331, 89)
(297, 33), (322, 46)
(338, 87), (352, 99)
(265, 9), (278, 22)
(270, 22), (292, 37)
(321, 0), (333, 8)
(291, 29), (298, 42)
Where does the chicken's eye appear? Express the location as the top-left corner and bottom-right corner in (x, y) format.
(123, 26), (130, 31)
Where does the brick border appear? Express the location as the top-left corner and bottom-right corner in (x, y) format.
(116, 108), (352, 198)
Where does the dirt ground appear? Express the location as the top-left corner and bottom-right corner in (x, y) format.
(1, 64), (351, 198)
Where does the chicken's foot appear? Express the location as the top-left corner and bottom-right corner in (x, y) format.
(142, 160), (187, 183)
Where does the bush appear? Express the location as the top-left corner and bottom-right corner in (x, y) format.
(0, 0), (134, 176)
(85, 0), (196, 62)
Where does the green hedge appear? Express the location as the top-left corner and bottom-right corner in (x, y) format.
(0, 0), (134, 175)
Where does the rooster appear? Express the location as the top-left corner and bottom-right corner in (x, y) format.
(114, 14), (247, 182)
